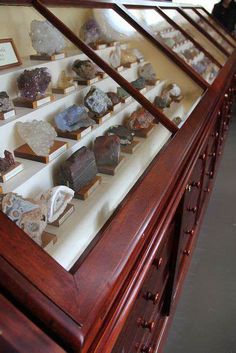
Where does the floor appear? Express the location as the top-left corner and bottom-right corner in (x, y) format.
(164, 112), (236, 353)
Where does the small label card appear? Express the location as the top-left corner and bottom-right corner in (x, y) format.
(0, 38), (21, 70)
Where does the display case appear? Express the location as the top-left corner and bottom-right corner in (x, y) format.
(0, 1), (235, 353)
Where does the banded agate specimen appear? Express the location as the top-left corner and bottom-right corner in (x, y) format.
(94, 135), (120, 167)
(43, 186), (74, 223)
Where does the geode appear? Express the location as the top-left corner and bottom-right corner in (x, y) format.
(126, 108), (154, 131)
(72, 60), (97, 80)
(55, 105), (96, 132)
(107, 125), (134, 145)
(30, 20), (66, 56)
(1, 192), (47, 246)
(17, 68), (51, 101)
(42, 185), (74, 223)
(94, 135), (120, 167)
(106, 92), (120, 106)
(0, 91), (14, 113)
(0, 150), (15, 173)
(154, 96), (171, 110)
(138, 63), (157, 85)
(131, 77), (146, 90)
(84, 87), (113, 117)
(59, 147), (98, 191)
(79, 19), (103, 46)
(16, 120), (57, 156)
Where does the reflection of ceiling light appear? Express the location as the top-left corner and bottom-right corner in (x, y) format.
(93, 9), (136, 40)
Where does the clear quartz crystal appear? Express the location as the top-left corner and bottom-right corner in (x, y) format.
(16, 120), (57, 156)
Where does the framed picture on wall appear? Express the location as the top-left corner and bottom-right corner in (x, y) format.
(0, 38), (21, 70)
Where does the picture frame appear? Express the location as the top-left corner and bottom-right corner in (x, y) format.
(0, 38), (21, 70)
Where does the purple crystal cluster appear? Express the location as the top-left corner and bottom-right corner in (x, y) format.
(17, 68), (51, 101)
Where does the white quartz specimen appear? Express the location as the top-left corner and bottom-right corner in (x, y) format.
(109, 43), (121, 68)
(30, 20), (66, 56)
(168, 83), (182, 98)
(43, 186), (74, 223)
(16, 120), (57, 156)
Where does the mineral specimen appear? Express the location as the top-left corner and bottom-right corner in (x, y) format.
(121, 49), (137, 65)
(126, 108), (154, 131)
(72, 60), (97, 80)
(117, 87), (130, 100)
(138, 63), (157, 85)
(154, 96), (171, 110)
(94, 135), (120, 167)
(132, 48), (144, 62)
(43, 185), (74, 223)
(106, 92), (120, 106)
(30, 20), (66, 56)
(59, 147), (98, 191)
(17, 68), (51, 101)
(79, 19), (103, 46)
(0, 92), (14, 113)
(57, 71), (74, 89)
(107, 125), (134, 145)
(1, 192), (47, 246)
(84, 87), (113, 117)
(163, 38), (175, 48)
(131, 77), (146, 90)
(0, 150), (15, 173)
(173, 116), (182, 126)
(16, 120), (57, 156)
(162, 83), (182, 102)
(55, 105), (96, 132)
(109, 43), (121, 68)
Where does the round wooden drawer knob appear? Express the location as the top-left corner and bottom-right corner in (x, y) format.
(140, 344), (153, 353)
(144, 291), (159, 305)
(137, 318), (155, 332)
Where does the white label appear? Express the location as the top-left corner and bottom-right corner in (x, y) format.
(101, 112), (111, 123)
(140, 87), (147, 94)
(1, 163), (23, 182)
(2, 109), (15, 120)
(36, 96), (51, 107)
(64, 85), (75, 94)
(80, 126), (91, 138)
(53, 53), (65, 60)
(117, 66), (124, 72)
(49, 143), (67, 162)
(112, 103), (122, 112)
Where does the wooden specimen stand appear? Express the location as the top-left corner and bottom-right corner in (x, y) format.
(52, 85), (75, 95)
(74, 76), (99, 86)
(0, 162), (23, 183)
(30, 53), (66, 61)
(121, 140), (140, 154)
(0, 109), (15, 120)
(75, 175), (102, 200)
(14, 141), (68, 164)
(49, 203), (75, 227)
(134, 125), (155, 138)
(42, 231), (57, 250)
(94, 111), (111, 124)
(97, 157), (125, 176)
(13, 95), (54, 109)
(55, 126), (92, 141)
(123, 61), (138, 68)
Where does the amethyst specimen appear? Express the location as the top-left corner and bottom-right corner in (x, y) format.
(0, 150), (15, 173)
(72, 60), (97, 80)
(94, 135), (120, 167)
(79, 19), (103, 46)
(17, 68), (51, 101)
(59, 147), (98, 191)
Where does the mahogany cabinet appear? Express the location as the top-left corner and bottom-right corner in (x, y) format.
(0, 1), (235, 352)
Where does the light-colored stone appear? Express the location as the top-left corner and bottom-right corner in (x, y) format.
(43, 186), (74, 223)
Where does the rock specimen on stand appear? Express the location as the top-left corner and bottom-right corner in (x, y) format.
(106, 92), (120, 106)
(94, 135), (120, 167)
(16, 120), (57, 156)
(17, 68), (51, 101)
(0, 150), (15, 172)
(109, 43), (121, 68)
(72, 59), (97, 80)
(1, 192), (47, 246)
(173, 116), (182, 126)
(30, 20), (66, 56)
(42, 185), (74, 223)
(131, 77), (146, 90)
(132, 48), (144, 62)
(154, 96), (171, 110)
(117, 87), (130, 100)
(59, 147), (98, 191)
(84, 87), (113, 117)
(163, 37), (175, 48)
(0, 92), (14, 112)
(126, 107), (154, 131)
(79, 19), (103, 46)
(55, 105), (96, 132)
(162, 83), (182, 102)
(138, 63), (157, 85)
(121, 49), (137, 65)
(107, 125), (134, 145)
(57, 71), (74, 89)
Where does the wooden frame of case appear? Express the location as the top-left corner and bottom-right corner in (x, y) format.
(0, 1), (235, 352)
(0, 38), (21, 70)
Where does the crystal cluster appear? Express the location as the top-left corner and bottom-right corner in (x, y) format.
(1, 192), (47, 246)
(59, 147), (97, 191)
(154, 83), (183, 110)
(0, 92), (14, 113)
(138, 63), (157, 85)
(55, 105), (96, 132)
(94, 135), (120, 167)
(72, 60), (97, 80)
(84, 87), (113, 117)
(30, 20), (66, 56)
(79, 19), (103, 46)
(126, 108), (154, 131)
(0, 150), (15, 173)
(109, 43), (121, 68)
(107, 125), (134, 145)
(17, 68), (51, 101)
(16, 120), (57, 156)
(42, 186), (74, 223)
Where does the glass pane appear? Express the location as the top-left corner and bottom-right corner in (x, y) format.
(183, 8), (234, 54)
(162, 8), (227, 65)
(129, 8), (220, 84)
